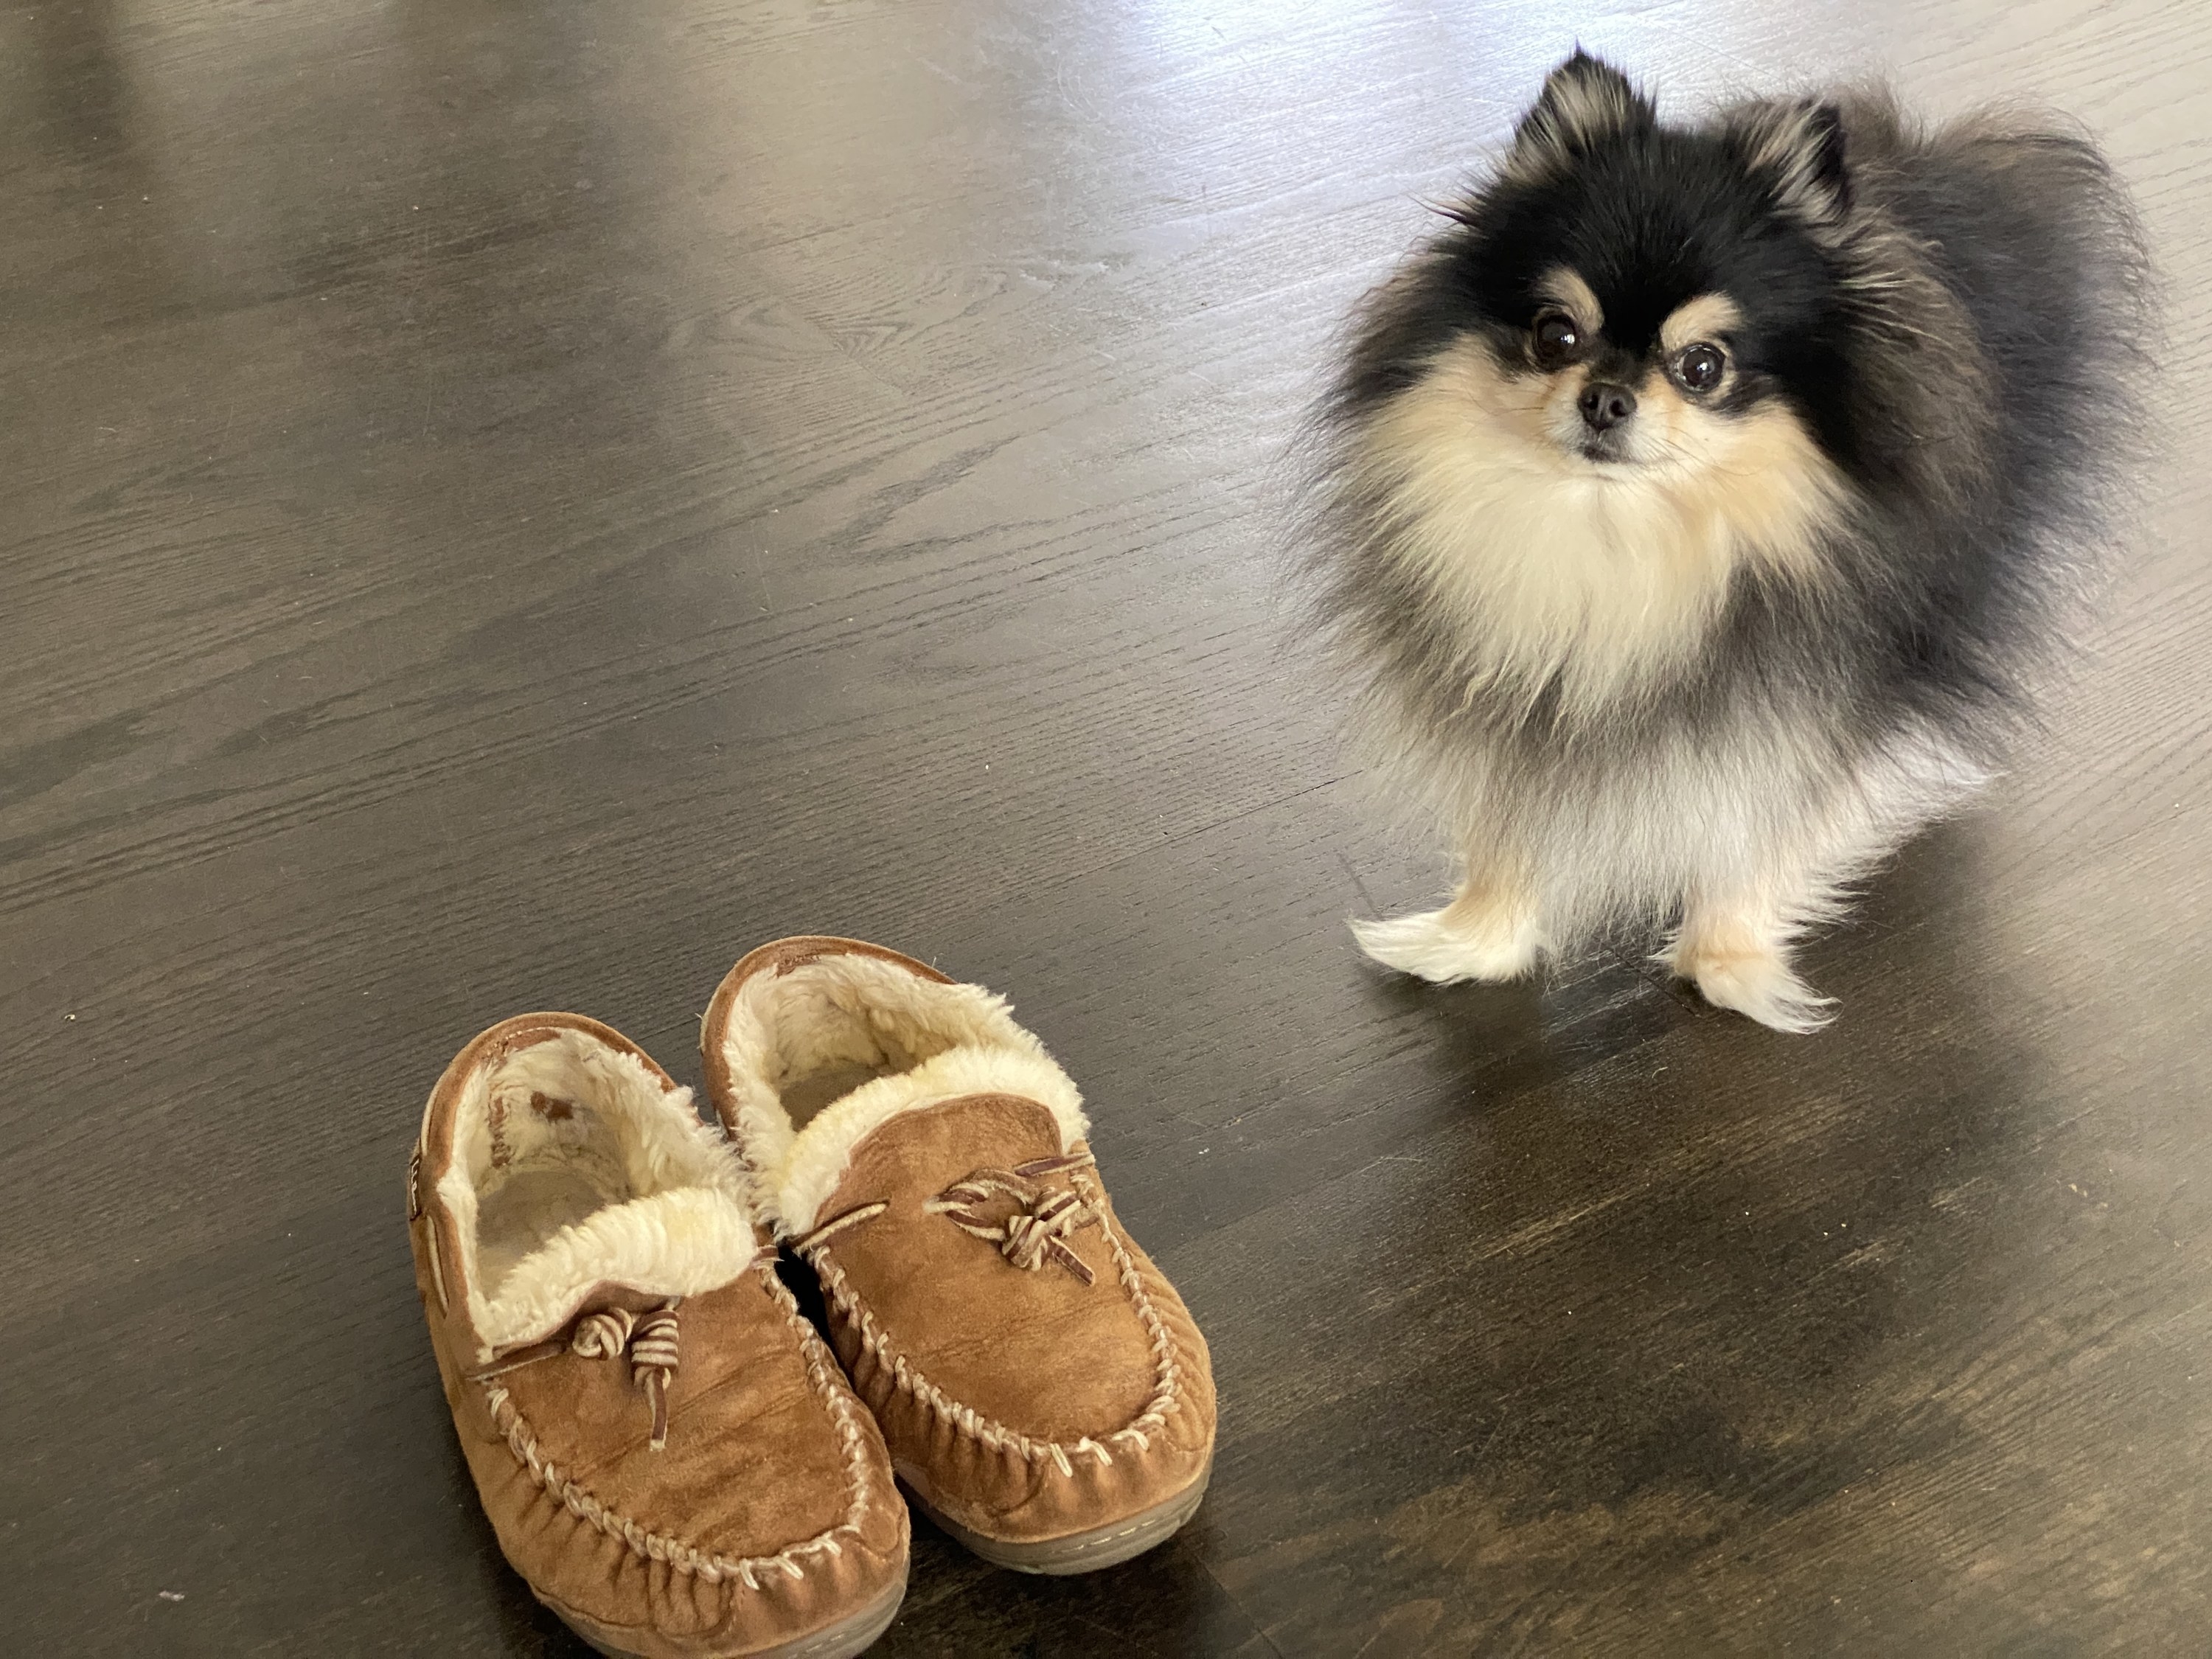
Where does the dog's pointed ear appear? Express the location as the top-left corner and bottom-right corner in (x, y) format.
(1506, 51), (1655, 178)
(1730, 99), (1852, 229)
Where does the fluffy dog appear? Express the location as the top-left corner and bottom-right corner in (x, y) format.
(1307, 51), (2148, 1031)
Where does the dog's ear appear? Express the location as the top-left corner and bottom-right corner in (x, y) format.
(1729, 99), (1852, 229)
(1505, 51), (1655, 178)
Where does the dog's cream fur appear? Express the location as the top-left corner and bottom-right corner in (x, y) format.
(430, 1027), (758, 1359)
(1352, 333), (1844, 720)
(1352, 714), (1987, 1031)
(714, 950), (1087, 1235)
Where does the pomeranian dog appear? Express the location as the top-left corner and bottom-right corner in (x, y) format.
(1307, 51), (2148, 1031)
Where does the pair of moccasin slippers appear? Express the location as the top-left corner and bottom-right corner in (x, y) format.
(406, 936), (1217, 1659)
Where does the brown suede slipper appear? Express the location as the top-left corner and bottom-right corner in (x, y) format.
(408, 1013), (908, 1658)
(700, 939), (1217, 1576)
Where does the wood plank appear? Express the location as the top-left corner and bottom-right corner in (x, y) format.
(3, 0), (2207, 1652)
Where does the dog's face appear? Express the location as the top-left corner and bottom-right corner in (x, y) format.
(1372, 53), (1859, 489)
(1333, 55), (1882, 700)
(1517, 272), (1753, 468)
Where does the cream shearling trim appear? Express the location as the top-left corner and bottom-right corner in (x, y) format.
(472, 1032), (747, 1204)
(716, 950), (1088, 1235)
(470, 1186), (762, 1354)
(426, 1026), (756, 1361)
(776, 1044), (1085, 1234)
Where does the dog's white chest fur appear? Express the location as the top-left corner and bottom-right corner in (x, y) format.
(1357, 339), (1841, 712)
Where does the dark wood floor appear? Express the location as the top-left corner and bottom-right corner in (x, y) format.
(5, 1), (2208, 1653)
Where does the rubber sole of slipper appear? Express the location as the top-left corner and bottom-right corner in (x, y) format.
(549, 1564), (906, 1659)
(902, 1459), (1211, 1576)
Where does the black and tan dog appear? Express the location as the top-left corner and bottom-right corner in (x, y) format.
(1308, 52), (2149, 1029)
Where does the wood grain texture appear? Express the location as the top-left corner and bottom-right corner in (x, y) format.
(2, 1), (2208, 1653)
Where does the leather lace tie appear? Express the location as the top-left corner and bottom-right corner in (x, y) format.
(796, 1152), (1102, 1286)
(927, 1152), (1099, 1285)
(471, 1299), (685, 1451)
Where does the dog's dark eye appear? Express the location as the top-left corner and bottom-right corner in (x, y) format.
(1675, 343), (1726, 392)
(1532, 311), (1580, 367)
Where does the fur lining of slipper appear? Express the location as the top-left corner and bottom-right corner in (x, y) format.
(715, 950), (1088, 1234)
(435, 1026), (756, 1360)
(467, 1187), (761, 1354)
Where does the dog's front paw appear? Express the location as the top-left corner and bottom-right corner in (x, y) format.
(1351, 906), (1540, 984)
(1673, 943), (1834, 1033)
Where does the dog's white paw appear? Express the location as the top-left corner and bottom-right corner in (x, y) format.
(1351, 906), (1540, 984)
(1675, 945), (1835, 1034)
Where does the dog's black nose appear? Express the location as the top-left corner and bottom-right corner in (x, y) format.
(1579, 381), (1637, 431)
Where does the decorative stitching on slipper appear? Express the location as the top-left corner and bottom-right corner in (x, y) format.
(804, 1187), (1181, 1475)
(479, 1262), (888, 1587)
